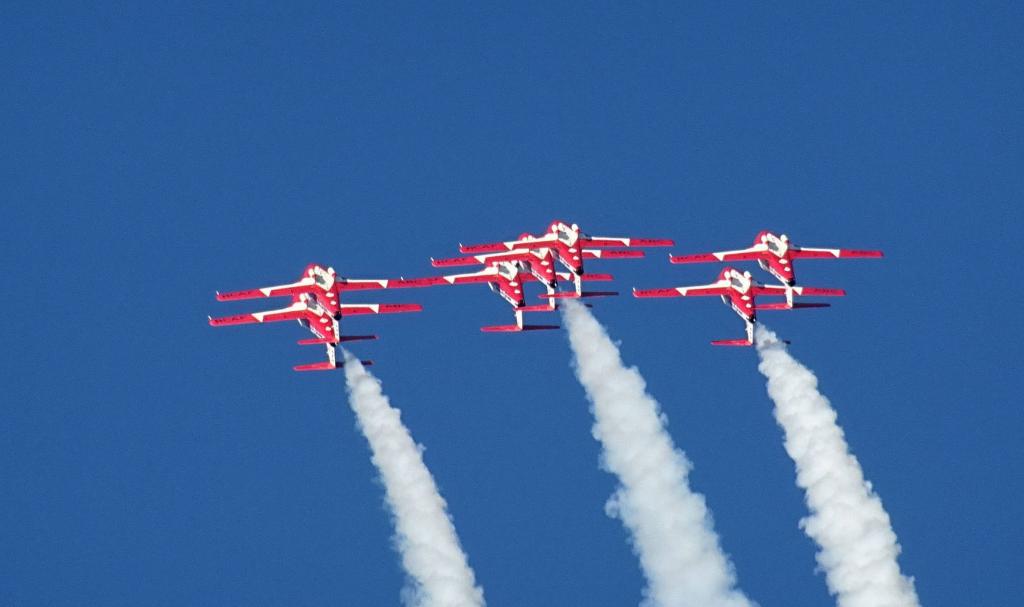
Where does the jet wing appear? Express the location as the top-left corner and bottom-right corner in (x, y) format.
(431, 255), (486, 267)
(554, 272), (613, 282)
(216, 277), (316, 301)
(791, 247), (884, 259)
(458, 241), (517, 254)
(387, 276), (451, 288)
(582, 236), (674, 248)
(432, 248), (541, 268)
(753, 285), (846, 297)
(208, 301), (308, 325)
(390, 268), (500, 287)
(670, 245), (767, 264)
(335, 278), (392, 291)
(633, 280), (730, 298)
(336, 303), (423, 316)
(582, 249), (645, 259)
(458, 234), (554, 254)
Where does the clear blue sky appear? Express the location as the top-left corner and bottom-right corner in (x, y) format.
(2, 3), (1021, 605)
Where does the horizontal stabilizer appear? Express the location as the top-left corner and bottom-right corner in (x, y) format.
(756, 302), (831, 311)
(517, 304), (556, 312)
(711, 339), (754, 347)
(480, 324), (560, 332)
(580, 273), (614, 281)
(293, 362), (339, 372)
(297, 337), (338, 345)
(294, 360), (372, 371)
(540, 291), (618, 299)
(337, 334), (378, 342)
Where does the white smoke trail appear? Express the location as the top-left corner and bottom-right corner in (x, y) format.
(561, 300), (755, 607)
(342, 352), (485, 607)
(754, 325), (919, 607)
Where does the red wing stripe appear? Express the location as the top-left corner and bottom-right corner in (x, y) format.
(669, 253), (719, 264)
(678, 286), (728, 296)
(388, 277), (448, 288)
(208, 313), (258, 326)
(790, 248), (839, 259)
(337, 303), (422, 315)
(794, 287), (846, 297)
(628, 238), (674, 247)
(582, 237), (630, 247)
(336, 280), (389, 291)
(432, 256), (481, 267)
(837, 249), (884, 258)
(459, 242), (509, 254)
(715, 251), (765, 261)
(585, 249), (644, 259)
(633, 288), (683, 298)
(376, 303), (423, 313)
(216, 289), (267, 301)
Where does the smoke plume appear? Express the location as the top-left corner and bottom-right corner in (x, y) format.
(562, 300), (755, 607)
(755, 325), (919, 607)
(343, 352), (485, 607)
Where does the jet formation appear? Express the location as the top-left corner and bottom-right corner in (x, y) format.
(209, 221), (882, 370)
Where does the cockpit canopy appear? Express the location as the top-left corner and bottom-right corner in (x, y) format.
(551, 221), (581, 245)
(727, 269), (752, 292)
(764, 233), (789, 256)
(310, 265), (336, 289)
(495, 260), (520, 279)
(304, 295), (326, 315)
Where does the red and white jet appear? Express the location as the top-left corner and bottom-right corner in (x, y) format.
(431, 246), (622, 299)
(390, 258), (612, 332)
(210, 265), (423, 371)
(633, 267), (845, 346)
(457, 220), (673, 294)
(215, 264), (407, 317)
(670, 231), (883, 286)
